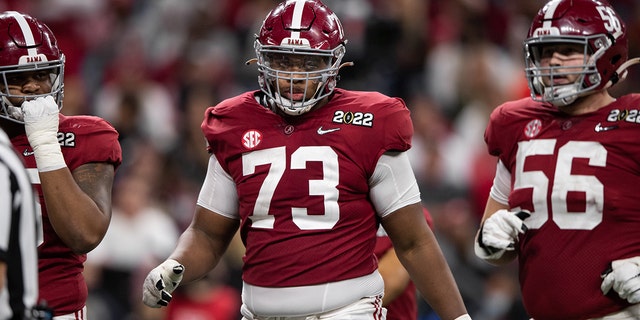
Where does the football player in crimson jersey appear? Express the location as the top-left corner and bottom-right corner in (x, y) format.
(375, 207), (434, 320)
(142, 0), (470, 319)
(474, 0), (640, 319)
(0, 11), (122, 319)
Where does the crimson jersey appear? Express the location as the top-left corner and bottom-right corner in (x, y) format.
(10, 114), (122, 315)
(485, 94), (640, 319)
(201, 89), (413, 287)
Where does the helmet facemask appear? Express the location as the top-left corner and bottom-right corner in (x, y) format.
(524, 35), (611, 107)
(255, 42), (345, 116)
(0, 56), (65, 123)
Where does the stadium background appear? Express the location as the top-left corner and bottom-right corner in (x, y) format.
(3, 0), (640, 319)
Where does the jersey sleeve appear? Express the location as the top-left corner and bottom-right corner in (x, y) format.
(379, 97), (413, 154)
(0, 145), (9, 258)
(484, 103), (508, 159)
(60, 116), (122, 171)
(356, 94), (414, 173)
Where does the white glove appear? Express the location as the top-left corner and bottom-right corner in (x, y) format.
(142, 259), (185, 308)
(601, 256), (640, 303)
(474, 209), (530, 260)
(22, 96), (65, 172)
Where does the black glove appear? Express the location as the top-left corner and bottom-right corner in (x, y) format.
(31, 301), (54, 320)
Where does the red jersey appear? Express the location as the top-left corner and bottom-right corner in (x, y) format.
(485, 95), (640, 319)
(10, 114), (122, 315)
(201, 89), (413, 287)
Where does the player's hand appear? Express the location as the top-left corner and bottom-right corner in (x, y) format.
(601, 256), (640, 303)
(142, 259), (185, 308)
(474, 209), (530, 260)
(31, 300), (54, 320)
(22, 96), (65, 172)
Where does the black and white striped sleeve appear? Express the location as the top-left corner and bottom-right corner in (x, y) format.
(0, 130), (40, 319)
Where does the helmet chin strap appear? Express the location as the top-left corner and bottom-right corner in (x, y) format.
(338, 61), (354, 69)
(2, 96), (24, 122)
(603, 57), (640, 89)
(544, 79), (581, 106)
(551, 96), (576, 107)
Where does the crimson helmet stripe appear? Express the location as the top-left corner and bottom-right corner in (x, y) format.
(6, 11), (39, 57)
(288, 0), (306, 40)
(542, 0), (561, 28)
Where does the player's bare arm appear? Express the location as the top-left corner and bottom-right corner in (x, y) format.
(377, 247), (411, 306)
(169, 205), (240, 284)
(143, 206), (240, 308)
(40, 162), (114, 254)
(381, 202), (467, 320)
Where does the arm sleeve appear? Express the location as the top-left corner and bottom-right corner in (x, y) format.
(369, 151), (421, 218)
(489, 159), (511, 205)
(196, 155), (240, 219)
(0, 165), (9, 260)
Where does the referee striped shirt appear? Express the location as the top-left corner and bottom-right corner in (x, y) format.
(0, 128), (40, 320)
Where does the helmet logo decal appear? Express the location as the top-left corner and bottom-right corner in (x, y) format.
(524, 119), (542, 138)
(533, 1), (562, 40)
(242, 130), (263, 149)
(532, 27), (559, 37)
(20, 54), (47, 64)
(282, 37), (311, 47)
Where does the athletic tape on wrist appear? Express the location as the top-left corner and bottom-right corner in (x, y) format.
(33, 143), (66, 172)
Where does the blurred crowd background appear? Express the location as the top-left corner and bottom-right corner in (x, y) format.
(3, 0), (640, 319)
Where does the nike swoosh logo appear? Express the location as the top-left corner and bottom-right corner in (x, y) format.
(595, 123), (618, 132)
(23, 149), (34, 156)
(317, 126), (340, 135)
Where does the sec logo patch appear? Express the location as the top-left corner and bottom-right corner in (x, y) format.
(242, 130), (262, 149)
(524, 119), (542, 138)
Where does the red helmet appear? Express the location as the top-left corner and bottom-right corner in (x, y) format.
(524, 0), (627, 106)
(0, 11), (65, 123)
(254, 0), (347, 115)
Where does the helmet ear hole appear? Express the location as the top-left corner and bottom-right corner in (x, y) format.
(611, 54), (622, 65)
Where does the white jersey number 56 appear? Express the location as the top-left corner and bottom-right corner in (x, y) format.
(515, 139), (605, 230)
